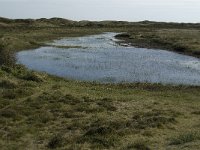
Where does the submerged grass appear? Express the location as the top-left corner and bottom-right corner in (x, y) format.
(0, 18), (200, 149)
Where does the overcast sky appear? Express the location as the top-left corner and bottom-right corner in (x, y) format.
(0, 0), (200, 22)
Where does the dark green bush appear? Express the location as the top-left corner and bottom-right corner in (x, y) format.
(47, 134), (63, 149)
(172, 44), (186, 52)
(2, 90), (17, 99)
(0, 109), (17, 118)
(84, 126), (114, 136)
(0, 79), (18, 89)
(127, 141), (151, 150)
(192, 51), (200, 56)
(0, 43), (15, 66)
(22, 72), (44, 82)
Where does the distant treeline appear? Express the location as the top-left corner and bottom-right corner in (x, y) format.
(0, 17), (200, 29)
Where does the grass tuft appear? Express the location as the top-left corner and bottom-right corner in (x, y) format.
(129, 111), (176, 129)
(125, 141), (151, 150)
(21, 71), (44, 82)
(169, 132), (200, 145)
(47, 134), (63, 149)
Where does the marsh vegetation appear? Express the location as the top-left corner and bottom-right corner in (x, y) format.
(0, 17), (200, 149)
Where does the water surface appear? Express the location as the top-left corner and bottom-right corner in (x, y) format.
(17, 33), (200, 85)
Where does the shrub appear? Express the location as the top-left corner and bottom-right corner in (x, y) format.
(22, 72), (44, 82)
(47, 134), (63, 149)
(0, 109), (17, 118)
(0, 43), (15, 66)
(2, 90), (17, 99)
(192, 111), (200, 115)
(0, 79), (18, 89)
(132, 141), (151, 150)
(192, 51), (200, 56)
(172, 43), (186, 52)
(1, 65), (13, 73)
(84, 126), (114, 136)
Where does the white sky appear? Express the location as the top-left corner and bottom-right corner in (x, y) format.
(0, 0), (200, 22)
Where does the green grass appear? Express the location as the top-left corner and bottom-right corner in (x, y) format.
(169, 132), (200, 145)
(115, 28), (200, 58)
(125, 140), (151, 150)
(1, 65), (200, 149)
(0, 17), (200, 149)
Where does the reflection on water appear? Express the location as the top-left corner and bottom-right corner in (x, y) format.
(17, 33), (200, 85)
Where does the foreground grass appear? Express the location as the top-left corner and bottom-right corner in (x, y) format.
(0, 65), (200, 149)
(0, 18), (200, 149)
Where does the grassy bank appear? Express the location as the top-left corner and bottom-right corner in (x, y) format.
(115, 28), (200, 58)
(0, 17), (200, 149)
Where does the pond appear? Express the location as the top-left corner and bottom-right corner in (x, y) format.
(17, 32), (200, 85)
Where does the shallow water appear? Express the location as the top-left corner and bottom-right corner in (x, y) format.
(17, 32), (200, 85)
